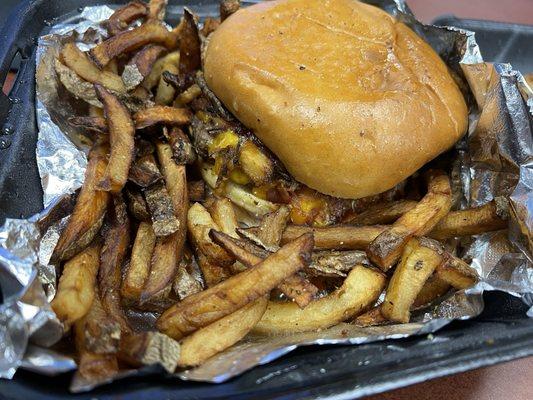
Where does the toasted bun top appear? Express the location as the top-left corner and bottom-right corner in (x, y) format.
(204, 0), (468, 199)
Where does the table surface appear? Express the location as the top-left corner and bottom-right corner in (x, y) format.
(0, 1), (531, 399)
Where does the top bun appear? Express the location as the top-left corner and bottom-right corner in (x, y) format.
(204, 0), (468, 199)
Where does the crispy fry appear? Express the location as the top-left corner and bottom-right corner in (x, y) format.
(435, 255), (479, 289)
(140, 142), (188, 302)
(201, 164), (277, 216)
(187, 202), (235, 266)
(381, 238), (445, 323)
(118, 331), (180, 373)
(53, 141), (110, 261)
(346, 200), (418, 225)
(220, 0), (240, 21)
(157, 233), (314, 339)
(148, 0), (168, 21)
(179, 9), (202, 76)
(353, 306), (388, 327)
(125, 186), (151, 222)
(173, 257), (203, 299)
(237, 206), (290, 251)
(238, 141), (274, 186)
(429, 199), (508, 240)
(412, 275), (450, 308)
(82, 296), (121, 354)
(55, 59), (102, 108)
(196, 251), (230, 287)
(200, 17), (220, 37)
(155, 51), (180, 104)
(367, 171), (452, 271)
(173, 83), (202, 106)
(308, 250), (370, 278)
(144, 51), (179, 90)
(51, 242), (101, 329)
(61, 43), (126, 93)
(133, 106), (192, 129)
(129, 153), (163, 188)
(253, 265), (386, 334)
(187, 180), (205, 202)
(122, 222), (156, 304)
(104, 1), (148, 36)
(69, 116), (108, 134)
(282, 224), (386, 250)
(145, 182), (180, 237)
(122, 45), (167, 90)
(166, 127), (196, 164)
(94, 85), (135, 193)
(90, 21), (177, 68)
(178, 297), (267, 367)
(210, 230), (319, 308)
(98, 196), (132, 333)
(208, 198), (239, 238)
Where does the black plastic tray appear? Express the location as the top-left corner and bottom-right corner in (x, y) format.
(0, 2), (532, 399)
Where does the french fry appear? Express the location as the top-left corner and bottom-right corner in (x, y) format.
(282, 225), (386, 250)
(148, 0), (168, 21)
(51, 242), (101, 329)
(196, 251), (230, 287)
(81, 296), (121, 354)
(166, 127), (196, 164)
(121, 222), (156, 304)
(143, 51), (179, 90)
(128, 154), (163, 188)
(178, 297), (267, 367)
(144, 182), (180, 237)
(118, 331), (180, 373)
(435, 255), (479, 289)
(238, 141), (274, 186)
(200, 17), (220, 37)
(94, 85), (135, 193)
(381, 238), (445, 323)
(98, 196), (132, 333)
(157, 233), (314, 339)
(220, 0), (240, 21)
(208, 198), (239, 238)
(140, 142), (188, 302)
(155, 52), (180, 105)
(122, 45), (167, 90)
(55, 59), (102, 108)
(90, 21), (178, 68)
(201, 164), (278, 216)
(61, 43), (126, 93)
(187, 180), (205, 202)
(173, 257), (203, 299)
(69, 116), (108, 134)
(308, 250), (370, 278)
(125, 187), (151, 222)
(52, 140), (110, 261)
(173, 84), (202, 106)
(237, 206), (290, 251)
(353, 306), (388, 327)
(187, 202), (235, 266)
(429, 199), (508, 240)
(178, 9), (201, 76)
(104, 1), (148, 36)
(133, 106), (192, 129)
(253, 265), (386, 334)
(210, 230), (319, 308)
(367, 171), (452, 271)
(412, 275), (450, 308)
(346, 200), (418, 225)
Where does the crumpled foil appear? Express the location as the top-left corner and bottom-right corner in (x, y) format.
(0, 0), (532, 391)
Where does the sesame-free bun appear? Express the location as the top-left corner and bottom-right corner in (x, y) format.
(204, 0), (468, 199)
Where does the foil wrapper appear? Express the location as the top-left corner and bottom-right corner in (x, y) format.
(0, 0), (531, 391)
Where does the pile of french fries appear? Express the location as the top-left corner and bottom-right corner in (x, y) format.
(49, 0), (509, 383)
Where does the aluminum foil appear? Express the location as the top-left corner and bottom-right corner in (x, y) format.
(0, 0), (532, 391)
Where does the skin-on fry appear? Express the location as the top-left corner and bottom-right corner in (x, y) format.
(144, 182), (180, 237)
(122, 222), (156, 304)
(173, 257), (203, 299)
(98, 196), (132, 333)
(196, 251), (230, 287)
(208, 198), (239, 238)
(381, 237), (445, 323)
(155, 51), (180, 105)
(282, 225), (386, 250)
(122, 45), (167, 90)
(104, 1), (148, 36)
(90, 21), (178, 68)
(353, 306), (388, 327)
(187, 180), (205, 202)
(60, 43), (126, 93)
(346, 199), (418, 225)
(118, 331), (180, 373)
(140, 142), (188, 303)
(55, 59), (102, 108)
(238, 141), (274, 186)
(187, 202), (235, 266)
(178, 297), (267, 367)
(220, 0), (240, 21)
(237, 206), (290, 251)
(429, 199), (508, 240)
(133, 106), (192, 129)
(148, 0), (168, 21)
(82, 296), (121, 354)
(173, 84), (202, 106)
(367, 171), (452, 271)
(128, 154), (162, 188)
(69, 116), (108, 134)
(412, 275), (450, 308)
(435, 255), (479, 289)
(125, 186), (150, 222)
(308, 250), (370, 278)
(51, 242), (101, 329)
(143, 51), (179, 90)
(52, 140), (110, 261)
(94, 85), (135, 193)
(157, 233), (314, 339)
(179, 9), (202, 76)
(253, 265), (386, 334)
(166, 127), (196, 164)
(210, 230), (319, 308)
